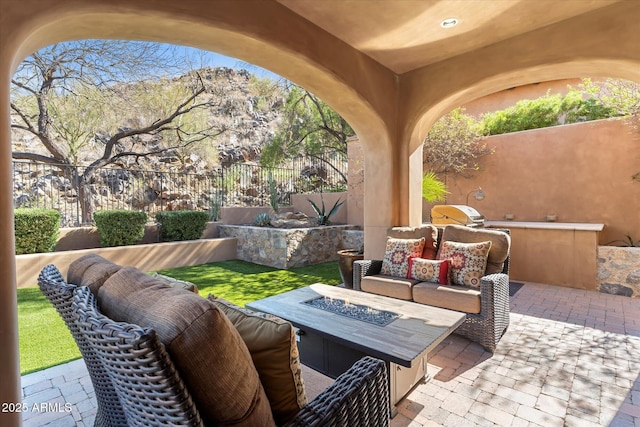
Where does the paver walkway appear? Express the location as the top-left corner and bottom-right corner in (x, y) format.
(21, 282), (640, 426)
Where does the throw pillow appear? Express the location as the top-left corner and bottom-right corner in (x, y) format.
(380, 237), (426, 278)
(440, 225), (510, 274)
(387, 225), (438, 259)
(437, 240), (492, 287)
(98, 267), (275, 426)
(209, 296), (306, 425)
(408, 258), (450, 285)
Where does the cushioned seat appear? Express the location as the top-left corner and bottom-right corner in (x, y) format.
(42, 261), (392, 427)
(98, 267), (276, 426)
(354, 224), (511, 352)
(360, 275), (419, 300)
(412, 282), (481, 314)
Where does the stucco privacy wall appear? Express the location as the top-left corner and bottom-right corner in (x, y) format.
(423, 119), (640, 245)
(15, 238), (237, 289)
(348, 118), (639, 245)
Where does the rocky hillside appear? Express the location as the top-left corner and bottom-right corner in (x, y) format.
(12, 66), (286, 173)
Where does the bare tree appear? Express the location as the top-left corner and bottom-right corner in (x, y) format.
(11, 40), (228, 223)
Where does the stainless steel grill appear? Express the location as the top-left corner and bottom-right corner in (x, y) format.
(430, 205), (485, 227)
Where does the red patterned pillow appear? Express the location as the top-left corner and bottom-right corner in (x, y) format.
(437, 240), (492, 288)
(408, 258), (450, 285)
(380, 237), (426, 278)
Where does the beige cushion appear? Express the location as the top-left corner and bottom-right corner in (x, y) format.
(99, 268), (275, 427)
(67, 254), (110, 285)
(361, 275), (418, 300)
(413, 281), (481, 314)
(80, 261), (122, 295)
(209, 296), (306, 425)
(440, 225), (510, 274)
(388, 225), (439, 259)
(151, 272), (198, 293)
(380, 237), (426, 278)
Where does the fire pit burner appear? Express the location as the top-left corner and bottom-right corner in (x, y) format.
(302, 296), (399, 326)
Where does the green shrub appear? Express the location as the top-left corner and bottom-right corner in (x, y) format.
(14, 208), (60, 254)
(481, 89), (616, 136)
(156, 210), (210, 241)
(94, 210), (147, 247)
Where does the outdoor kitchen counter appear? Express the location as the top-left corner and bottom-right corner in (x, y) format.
(485, 221), (605, 291)
(486, 221), (604, 231)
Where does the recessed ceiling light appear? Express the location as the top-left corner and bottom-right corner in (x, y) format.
(440, 18), (459, 29)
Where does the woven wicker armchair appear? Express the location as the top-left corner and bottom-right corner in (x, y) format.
(41, 263), (389, 426)
(63, 282), (389, 427)
(353, 227), (510, 353)
(38, 264), (127, 427)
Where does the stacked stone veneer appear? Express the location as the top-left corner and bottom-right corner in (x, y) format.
(597, 246), (640, 297)
(219, 225), (361, 269)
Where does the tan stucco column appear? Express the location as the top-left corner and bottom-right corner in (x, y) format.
(362, 132), (424, 260)
(0, 52), (22, 427)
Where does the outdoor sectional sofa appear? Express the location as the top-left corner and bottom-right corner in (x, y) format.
(38, 254), (390, 427)
(353, 224), (511, 352)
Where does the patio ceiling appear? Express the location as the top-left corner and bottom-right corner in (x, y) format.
(277, 0), (618, 74)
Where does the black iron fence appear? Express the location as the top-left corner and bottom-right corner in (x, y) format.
(12, 152), (347, 227)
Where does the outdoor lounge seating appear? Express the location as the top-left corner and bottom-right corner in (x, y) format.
(353, 224), (511, 352)
(38, 256), (391, 427)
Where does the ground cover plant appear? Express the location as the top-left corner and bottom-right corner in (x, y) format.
(18, 260), (341, 374)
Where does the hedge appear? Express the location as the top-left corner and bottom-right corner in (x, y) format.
(156, 210), (210, 242)
(14, 208), (61, 254)
(94, 210), (147, 247)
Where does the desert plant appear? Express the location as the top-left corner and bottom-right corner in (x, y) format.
(424, 107), (492, 177)
(307, 195), (344, 225)
(14, 208), (61, 254)
(208, 198), (221, 222)
(94, 210), (147, 247)
(606, 234), (639, 247)
(421, 171), (449, 203)
(253, 212), (272, 227)
(156, 210), (210, 241)
(268, 174), (279, 213)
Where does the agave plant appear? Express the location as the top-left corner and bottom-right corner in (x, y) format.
(307, 195), (344, 225)
(253, 212), (272, 227)
(606, 234), (639, 247)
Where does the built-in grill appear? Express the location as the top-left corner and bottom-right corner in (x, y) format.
(430, 205), (485, 228)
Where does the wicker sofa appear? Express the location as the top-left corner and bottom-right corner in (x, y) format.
(39, 255), (390, 427)
(353, 224), (511, 352)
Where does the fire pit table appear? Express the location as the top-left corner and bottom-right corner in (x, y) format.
(246, 283), (466, 415)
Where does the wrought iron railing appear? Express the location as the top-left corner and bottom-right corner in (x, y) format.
(12, 152), (347, 227)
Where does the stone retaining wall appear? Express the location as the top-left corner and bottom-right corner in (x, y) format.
(219, 225), (360, 269)
(597, 246), (640, 297)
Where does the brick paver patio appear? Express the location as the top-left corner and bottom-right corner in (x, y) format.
(21, 282), (640, 426)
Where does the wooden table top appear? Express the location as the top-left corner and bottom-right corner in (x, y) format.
(246, 284), (466, 367)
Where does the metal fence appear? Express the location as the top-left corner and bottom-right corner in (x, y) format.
(12, 152), (347, 227)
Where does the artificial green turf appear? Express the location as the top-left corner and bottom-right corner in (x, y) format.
(18, 260), (341, 374)
(155, 260), (342, 307)
(18, 287), (80, 375)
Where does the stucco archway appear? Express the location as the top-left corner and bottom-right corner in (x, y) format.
(2, 2), (639, 424)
